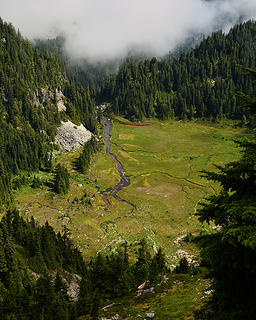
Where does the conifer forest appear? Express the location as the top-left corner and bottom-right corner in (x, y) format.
(1, 6), (256, 319)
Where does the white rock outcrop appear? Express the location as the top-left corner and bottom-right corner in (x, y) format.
(55, 120), (92, 151)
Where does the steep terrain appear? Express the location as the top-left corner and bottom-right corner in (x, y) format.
(0, 19), (97, 209)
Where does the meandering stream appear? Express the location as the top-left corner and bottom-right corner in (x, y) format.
(101, 117), (136, 217)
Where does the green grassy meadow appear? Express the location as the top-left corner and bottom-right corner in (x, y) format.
(15, 118), (250, 262)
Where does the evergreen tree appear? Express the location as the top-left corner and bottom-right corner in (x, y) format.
(195, 67), (256, 319)
(53, 164), (70, 194)
(76, 137), (99, 174)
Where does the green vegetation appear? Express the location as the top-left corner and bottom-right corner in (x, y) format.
(54, 164), (70, 194)
(101, 21), (256, 123)
(0, 209), (171, 319)
(15, 118), (250, 266)
(1, 13), (256, 319)
(108, 272), (210, 320)
(194, 68), (256, 320)
(0, 19), (97, 210)
(0, 209), (85, 319)
(76, 137), (100, 174)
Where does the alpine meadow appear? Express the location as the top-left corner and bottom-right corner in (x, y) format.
(1, 2), (256, 319)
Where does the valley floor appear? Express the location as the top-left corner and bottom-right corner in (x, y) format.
(15, 118), (250, 265)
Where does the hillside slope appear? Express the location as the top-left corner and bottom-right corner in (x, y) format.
(0, 19), (97, 209)
(100, 20), (256, 122)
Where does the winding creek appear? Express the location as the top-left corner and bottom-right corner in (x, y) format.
(18, 117), (216, 250)
(101, 117), (136, 217)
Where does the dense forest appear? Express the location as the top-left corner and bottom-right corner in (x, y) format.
(0, 209), (167, 319)
(100, 20), (256, 122)
(0, 19), (97, 209)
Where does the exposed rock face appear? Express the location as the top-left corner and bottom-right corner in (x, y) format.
(56, 89), (66, 112)
(66, 273), (82, 301)
(33, 87), (67, 112)
(55, 120), (92, 151)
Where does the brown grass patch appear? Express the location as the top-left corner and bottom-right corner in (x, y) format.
(118, 150), (139, 162)
(118, 133), (135, 140)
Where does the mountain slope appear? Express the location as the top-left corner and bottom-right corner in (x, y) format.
(100, 20), (256, 122)
(0, 19), (97, 209)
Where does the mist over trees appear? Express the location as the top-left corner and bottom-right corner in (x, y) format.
(0, 19), (97, 209)
(100, 20), (256, 122)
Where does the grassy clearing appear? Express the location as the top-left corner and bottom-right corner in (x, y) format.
(15, 118), (250, 262)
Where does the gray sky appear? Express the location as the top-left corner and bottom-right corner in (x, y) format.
(1, 0), (256, 61)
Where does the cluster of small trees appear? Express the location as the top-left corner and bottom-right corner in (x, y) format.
(53, 164), (70, 194)
(77, 241), (167, 317)
(0, 209), (85, 319)
(76, 137), (99, 174)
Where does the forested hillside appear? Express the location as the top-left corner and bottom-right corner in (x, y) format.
(100, 20), (256, 122)
(0, 209), (167, 319)
(0, 19), (97, 209)
(34, 36), (119, 92)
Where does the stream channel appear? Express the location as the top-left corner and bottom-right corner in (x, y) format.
(101, 117), (136, 218)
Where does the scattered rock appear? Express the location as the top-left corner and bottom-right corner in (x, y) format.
(102, 303), (120, 312)
(32, 270), (81, 301)
(136, 287), (155, 297)
(146, 312), (155, 318)
(66, 273), (82, 301)
(173, 235), (187, 247)
(31, 271), (40, 280)
(55, 120), (92, 151)
(177, 249), (199, 266)
(212, 225), (222, 232)
(204, 289), (213, 295)
(157, 274), (169, 286)
(52, 270), (81, 301)
(100, 314), (120, 320)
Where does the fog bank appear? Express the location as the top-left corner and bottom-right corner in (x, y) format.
(1, 0), (256, 61)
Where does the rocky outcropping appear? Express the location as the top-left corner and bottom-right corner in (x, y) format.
(55, 120), (92, 151)
(56, 90), (66, 112)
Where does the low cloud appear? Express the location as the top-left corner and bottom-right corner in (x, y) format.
(1, 0), (256, 61)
